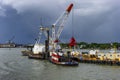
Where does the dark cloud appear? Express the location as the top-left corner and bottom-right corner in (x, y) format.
(0, 0), (120, 43)
(62, 0), (120, 43)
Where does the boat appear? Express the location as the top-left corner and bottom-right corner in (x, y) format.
(28, 52), (45, 59)
(21, 43), (45, 56)
(50, 59), (79, 66)
(21, 27), (47, 58)
(22, 44), (47, 59)
(49, 50), (79, 66)
(21, 50), (32, 56)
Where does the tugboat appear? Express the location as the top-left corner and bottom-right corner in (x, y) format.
(49, 49), (79, 66)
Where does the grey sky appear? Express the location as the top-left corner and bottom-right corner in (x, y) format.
(0, 0), (120, 43)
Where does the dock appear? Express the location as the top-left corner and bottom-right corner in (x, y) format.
(72, 57), (120, 66)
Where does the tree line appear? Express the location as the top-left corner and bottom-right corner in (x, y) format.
(60, 42), (120, 49)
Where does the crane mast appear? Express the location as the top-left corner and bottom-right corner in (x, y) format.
(52, 3), (73, 48)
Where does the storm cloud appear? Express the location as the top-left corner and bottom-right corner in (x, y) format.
(0, 0), (120, 43)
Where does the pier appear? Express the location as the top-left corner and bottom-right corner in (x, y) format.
(72, 58), (120, 66)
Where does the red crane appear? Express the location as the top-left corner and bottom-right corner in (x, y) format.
(52, 3), (73, 49)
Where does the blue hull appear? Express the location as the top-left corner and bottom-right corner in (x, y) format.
(49, 59), (79, 66)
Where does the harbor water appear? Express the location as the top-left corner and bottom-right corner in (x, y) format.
(0, 48), (120, 80)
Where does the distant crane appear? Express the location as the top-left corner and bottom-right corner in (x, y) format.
(8, 36), (15, 44)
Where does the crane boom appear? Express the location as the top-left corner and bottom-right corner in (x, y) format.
(52, 3), (73, 44)
(66, 3), (74, 13)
